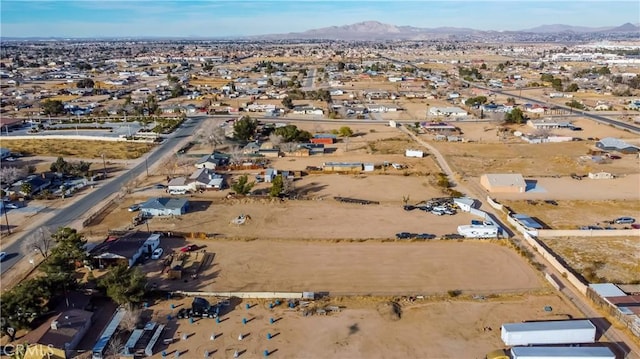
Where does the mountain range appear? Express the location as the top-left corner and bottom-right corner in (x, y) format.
(250, 20), (640, 40)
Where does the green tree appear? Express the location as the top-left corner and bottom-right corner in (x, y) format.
(337, 62), (346, 71)
(98, 264), (147, 305)
(50, 156), (69, 173)
(42, 100), (65, 115)
(41, 227), (87, 279)
(274, 125), (311, 142)
(76, 78), (95, 88)
(338, 126), (353, 137)
(269, 175), (284, 197)
(565, 83), (580, 92)
(231, 174), (255, 195)
(281, 97), (294, 109)
(233, 116), (258, 141)
(506, 97), (516, 105)
(20, 182), (32, 196)
(551, 78), (563, 91)
(540, 73), (554, 83)
(504, 107), (526, 124)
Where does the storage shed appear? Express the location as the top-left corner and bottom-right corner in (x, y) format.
(405, 149), (424, 158)
(510, 346), (615, 359)
(480, 173), (526, 193)
(501, 320), (596, 346)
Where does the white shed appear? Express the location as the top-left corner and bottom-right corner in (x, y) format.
(588, 171), (614, 180)
(405, 149), (424, 158)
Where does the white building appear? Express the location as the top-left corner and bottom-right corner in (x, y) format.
(428, 107), (468, 117)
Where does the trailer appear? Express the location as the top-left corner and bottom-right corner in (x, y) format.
(510, 346), (615, 359)
(457, 224), (499, 238)
(501, 320), (596, 346)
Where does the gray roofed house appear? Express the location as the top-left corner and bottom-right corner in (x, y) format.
(195, 152), (230, 169)
(140, 197), (189, 217)
(595, 137), (640, 154)
(190, 168), (224, 189)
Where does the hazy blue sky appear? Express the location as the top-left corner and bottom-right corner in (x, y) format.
(1, 1), (638, 38)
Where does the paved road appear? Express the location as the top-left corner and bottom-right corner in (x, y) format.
(0, 116), (204, 275)
(300, 68), (316, 90)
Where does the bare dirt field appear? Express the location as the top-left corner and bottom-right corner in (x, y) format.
(1, 139), (154, 159)
(541, 236), (640, 284)
(147, 293), (583, 359)
(502, 199), (640, 229)
(89, 198), (476, 240)
(145, 239), (543, 295)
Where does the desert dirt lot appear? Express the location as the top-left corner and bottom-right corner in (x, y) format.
(146, 293), (584, 359)
(86, 172), (475, 239)
(502, 199), (640, 229)
(144, 239), (543, 295)
(1, 139), (154, 159)
(541, 236), (640, 284)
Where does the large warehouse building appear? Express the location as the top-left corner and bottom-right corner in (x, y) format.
(480, 173), (526, 193)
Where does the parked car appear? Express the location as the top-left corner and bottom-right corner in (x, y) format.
(431, 209), (445, 216)
(128, 204), (140, 212)
(395, 232), (414, 239)
(180, 244), (198, 252)
(177, 308), (190, 319)
(442, 233), (464, 240)
(614, 217), (635, 224)
(3, 202), (19, 209)
(0, 252), (6, 262)
(151, 247), (164, 260)
(403, 205), (416, 211)
(544, 200), (558, 206)
(415, 233), (436, 240)
(169, 189), (187, 195)
(154, 184), (167, 189)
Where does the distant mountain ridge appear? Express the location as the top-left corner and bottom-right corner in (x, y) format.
(250, 20), (640, 40)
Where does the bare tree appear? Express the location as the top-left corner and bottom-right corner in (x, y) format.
(106, 335), (125, 359)
(198, 121), (227, 151)
(119, 306), (141, 332)
(280, 142), (299, 154)
(228, 145), (244, 165)
(532, 128), (552, 137)
(268, 133), (283, 147)
(162, 155), (179, 177)
(0, 166), (26, 185)
(176, 156), (195, 176)
(25, 227), (53, 258)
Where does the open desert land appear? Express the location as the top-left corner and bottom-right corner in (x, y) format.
(0, 139), (155, 159)
(141, 239), (543, 294)
(540, 236), (640, 284)
(427, 119), (640, 177)
(141, 293), (586, 359)
(86, 174), (474, 239)
(502, 199), (640, 229)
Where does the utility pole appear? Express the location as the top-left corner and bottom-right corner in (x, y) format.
(101, 153), (108, 178)
(2, 205), (10, 235)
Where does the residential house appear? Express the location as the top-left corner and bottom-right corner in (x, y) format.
(167, 177), (192, 193)
(311, 134), (336, 144)
(596, 138), (640, 154)
(242, 142), (261, 155)
(292, 106), (324, 115)
(527, 119), (575, 130)
(421, 122), (457, 132)
(190, 168), (224, 190)
(17, 175), (52, 196)
(21, 292), (94, 359)
(428, 107), (468, 117)
(195, 152), (230, 169)
(90, 232), (161, 268)
(264, 168), (277, 183)
(140, 197), (189, 217)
